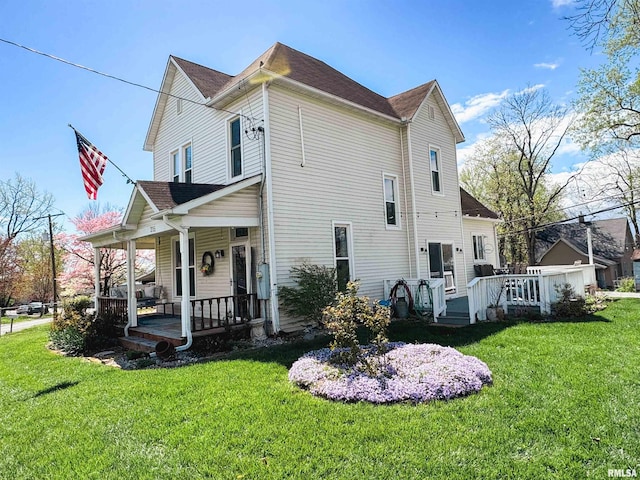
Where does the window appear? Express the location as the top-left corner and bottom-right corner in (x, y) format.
(430, 147), (441, 193)
(383, 174), (399, 227)
(333, 222), (353, 291)
(172, 143), (192, 183)
(174, 237), (195, 297)
(230, 227), (249, 241)
(172, 151), (180, 183)
(183, 145), (192, 184)
(472, 234), (486, 262)
(230, 117), (242, 178)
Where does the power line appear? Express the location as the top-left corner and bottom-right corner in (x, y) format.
(497, 199), (640, 238)
(0, 37), (258, 122)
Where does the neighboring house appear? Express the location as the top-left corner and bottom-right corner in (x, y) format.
(535, 218), (634, 289)
(82, 42), (498, 336)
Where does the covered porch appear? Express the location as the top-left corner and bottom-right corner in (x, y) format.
(82, 176), (276, 351)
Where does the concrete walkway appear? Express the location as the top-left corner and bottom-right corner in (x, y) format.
(604, 292), (640, 298)
(0, 317), (52, 336)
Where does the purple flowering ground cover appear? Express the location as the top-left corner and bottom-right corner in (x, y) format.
(289, 342), (492, 403)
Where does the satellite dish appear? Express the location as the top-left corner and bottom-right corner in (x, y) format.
(484, 244), (494, 254)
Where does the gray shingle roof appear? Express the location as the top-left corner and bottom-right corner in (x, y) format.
(173, 42), (437, 121)
(535, 217), (631, 263)
(460, 188), (499, 219)
(137, 181), (226, 210)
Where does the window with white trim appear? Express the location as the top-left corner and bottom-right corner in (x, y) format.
(173, 236), (195, 297)
(383, 174), (399, 227)
(430, 147), (442, 193)
(230, 117), (242, 178)
(472, 234), (486, 262)
(334, 223), (353, 291)
(171, 143), (192, 183)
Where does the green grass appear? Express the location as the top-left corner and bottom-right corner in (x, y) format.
(0, 300), (639, 479)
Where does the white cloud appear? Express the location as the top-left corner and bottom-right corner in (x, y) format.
(534, 62), (560, 70)
(451, 89), (509, 124)
(551, 0), (573, 8)
(519, 83), (545, 95)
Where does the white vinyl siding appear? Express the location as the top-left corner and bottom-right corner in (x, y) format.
(463, 218), (500, 283)
(152, 68), (263, 184)
(268, 86), (410, 327)
(409, 95), (467, 295)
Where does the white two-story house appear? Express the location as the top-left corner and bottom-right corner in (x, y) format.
(83, 42), (500, 347)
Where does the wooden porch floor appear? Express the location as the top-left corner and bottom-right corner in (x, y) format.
(131, 314), (247, 340)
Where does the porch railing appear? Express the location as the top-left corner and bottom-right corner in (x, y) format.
(98, 297), (128, 324)
(97, 293), (260, 332)
(382, 278), (447, 322)
(467, 269), (587, 323)
(190, 293), (259, 332)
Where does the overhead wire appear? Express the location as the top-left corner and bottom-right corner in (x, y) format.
(0, 37), (259, 122)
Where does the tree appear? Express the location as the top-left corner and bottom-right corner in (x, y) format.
(0, 173), (55, 240)
(485, 87), (573, 265)
(15, 234), (65, 303)
(460, 136), (565, 266)
(568, 0), (640, 153)
(0, 173), (55, 307)
(0, 238), (20, 307)
(59, 204), (154, 296)
(575, 149), (640, 246)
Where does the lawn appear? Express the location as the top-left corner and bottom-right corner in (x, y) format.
(0, 300), (638, 479)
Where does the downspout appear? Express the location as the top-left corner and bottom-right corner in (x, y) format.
(262, 81), (280, 333)
(161, 215), (193, 351)
(405, 122), (421, 278)
(399, 125), (412, 277)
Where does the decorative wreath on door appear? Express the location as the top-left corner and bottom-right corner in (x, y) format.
(200, 251), (214, 276)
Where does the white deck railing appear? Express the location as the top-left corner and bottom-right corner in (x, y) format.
(383, 278), (447, 322)
(467, 268), (587, 323)
(526, 264), (597, 287)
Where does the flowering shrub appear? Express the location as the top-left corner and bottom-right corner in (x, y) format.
(323, 281), (390, 366)
(289, 342), (492, 404)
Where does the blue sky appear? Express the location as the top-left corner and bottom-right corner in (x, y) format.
(0, 0), (603, 231)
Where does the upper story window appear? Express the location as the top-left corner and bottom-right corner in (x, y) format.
(230, 117), (242, 179)
(184, 145), (192, 183)
(430, 147), (442, 194)
(472, 234), (486, 262)
(172, 143), (193, 183)
(383, 174), (399, 228)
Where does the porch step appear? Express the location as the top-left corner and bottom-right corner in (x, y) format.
(118, 336), (158, 353)
(127, 328), (184, 346)
(436, 312), (471, 326)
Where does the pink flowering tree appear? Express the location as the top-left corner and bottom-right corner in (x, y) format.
(59, 204), (154, 297)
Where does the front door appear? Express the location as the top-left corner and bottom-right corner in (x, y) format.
(230, 242), (251, 319)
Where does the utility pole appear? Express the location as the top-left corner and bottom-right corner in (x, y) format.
(35, 213), (64, 316)
(48, 214), (58, 316)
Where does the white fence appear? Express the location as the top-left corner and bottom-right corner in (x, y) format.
(383, 278), (447, 322)
(526, 264), (597, 288)
(467, 269), (587, 323)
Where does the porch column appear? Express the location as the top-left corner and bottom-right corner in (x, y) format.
(94, 248), (101, 312)
(127, 240), (138, 328)
(179, 229), (191, 337)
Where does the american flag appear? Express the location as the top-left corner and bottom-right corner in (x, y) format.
(74, 130), (108, 200)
